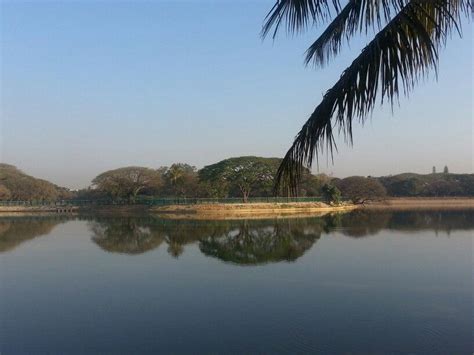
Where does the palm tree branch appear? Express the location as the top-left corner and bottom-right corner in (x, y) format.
(305, 0), (405, 67)
(275, 0), (470, 194)
(262, 0), (341, 39)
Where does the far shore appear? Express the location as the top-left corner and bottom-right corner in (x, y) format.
(363, 197), (474, 210)
(0, 198), (473, 217)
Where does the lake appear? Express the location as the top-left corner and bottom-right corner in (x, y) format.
(0, 210), (472, 354)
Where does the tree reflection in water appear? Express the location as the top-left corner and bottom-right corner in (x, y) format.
(199, 219), (325, 265)
(338, 211), (393, 238)
(0, 216), (67, 252)
(88, 217), (325, 263)
(3, 209), (472, 259)
(338, 209), (474, 238)
(86, 209), (474, 260)
(90, 218), (165, 254)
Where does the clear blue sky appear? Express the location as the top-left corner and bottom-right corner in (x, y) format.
(1, 1), (472, 188)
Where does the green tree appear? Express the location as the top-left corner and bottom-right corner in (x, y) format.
(199, 157), (282, 202)
(298, 172), (331, 196)
(321, 183), (341, 204)
(92, 167), (162, 202)
(337, 176), (387, 204)
(163, 163), (199, 197)
(262, 1), (471, 191)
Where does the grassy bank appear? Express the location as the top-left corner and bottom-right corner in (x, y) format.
(151, 202), (357, 219)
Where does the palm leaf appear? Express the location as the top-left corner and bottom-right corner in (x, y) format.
(262, 0), (341, 38)
(272, 0), (471, 194)
(305, 0), (404, 67)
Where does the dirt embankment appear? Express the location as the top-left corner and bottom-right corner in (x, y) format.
(0, 205), (77, 214)
(363, 197), (474, 210)
(151, 202), (357, 220)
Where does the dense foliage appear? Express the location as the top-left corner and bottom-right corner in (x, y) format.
(199, 157), (282, 201)
(336, 176), (387, 204)
(91, 167), (162, 202)
(378, 173), (474, 197)
(0, 161), (472, 202)
(0, 164), (71, 201)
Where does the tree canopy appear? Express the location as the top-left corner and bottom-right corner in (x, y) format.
(378, 172), (474, 197)
(91, 167), (162, 201)
(199, 156), (282, 201)
(0, 164), (70, 201)
(1, 161), (472, 202)
(336, 176), (387, 204)
(162, 163), (199, 197)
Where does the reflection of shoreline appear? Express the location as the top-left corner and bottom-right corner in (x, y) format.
(2, 210), (473, 257)
(0, 216), (67, 252)
(338, 209), (474, 237)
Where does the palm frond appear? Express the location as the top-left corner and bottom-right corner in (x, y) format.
(275, 0), (471, 194)
(305, 0), (405, 67)
(262, 0), (341, 39)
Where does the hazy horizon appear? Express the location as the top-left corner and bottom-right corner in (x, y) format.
(1, 1), (472, 189)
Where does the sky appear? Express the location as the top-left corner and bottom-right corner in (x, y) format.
(1, 0), (472, 189)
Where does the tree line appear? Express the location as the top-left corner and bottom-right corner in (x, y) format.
(1, 158), (473, 204)
(0, 164), (72, 202)
(78, 157), (336, 202)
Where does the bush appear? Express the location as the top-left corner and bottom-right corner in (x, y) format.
(321, 184), (341, 204)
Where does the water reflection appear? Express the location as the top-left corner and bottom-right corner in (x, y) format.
(2, 211), (472, 354)
(199, 219), (323, 265)
(0, 216), (67, 252)
(89, 218), (226, 256)
(338, 211), (393, 238)
(90, 218), (165, 254)
(337, 210), (474, 237)
(1, 210), (473, 260)
(386, 210), (474, 234)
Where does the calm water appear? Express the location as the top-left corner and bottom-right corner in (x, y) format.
(0, 210), (473, 354)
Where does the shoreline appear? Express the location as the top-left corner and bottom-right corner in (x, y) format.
(151, 202), (357, 220)
(0, 198), (472, 218)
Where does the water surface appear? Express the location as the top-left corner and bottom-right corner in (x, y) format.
(1, 210), (472, 354)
